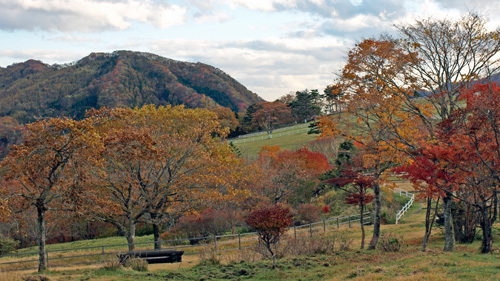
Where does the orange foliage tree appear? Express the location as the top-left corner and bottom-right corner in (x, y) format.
(252, 101), (293, 139)
(0, 117), (101, 271)
(84, 105), (247, 250)
(330, 14), (500, 252)
(256, 146), (331, 205)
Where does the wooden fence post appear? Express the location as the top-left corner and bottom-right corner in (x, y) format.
(309, 224), (313, 237)
(348, 215), (351, 228)
(323, 219), (326, 232)
(214, 235), (217, 252)
(238, 233), (241, 250)
(337, 217), (339, 228)
(294, 225), (297, 240)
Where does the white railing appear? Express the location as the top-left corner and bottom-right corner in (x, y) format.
(393, 188), (415, 224)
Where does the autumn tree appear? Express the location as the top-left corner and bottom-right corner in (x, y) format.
(325, 159), (375, 249)
(323, 84), (345, 114)
(252, 101), (293, 138)
(85, 105), (241, 250)
(398, 83), (500, 253)
(326, 14), (500, 252)
(257, 146), (331, 205)
(0, 117), (100, 271)
(211, 106), (239, 132)
(245, 204), (292, 269)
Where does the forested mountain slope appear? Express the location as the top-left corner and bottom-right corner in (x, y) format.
(0, 51), (262, 124)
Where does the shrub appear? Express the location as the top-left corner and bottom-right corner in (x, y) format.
(0, 236), (18, 255)
(198, 245), (220, 265)
(246, 204), (292, 269)
(377, 232), (402, 252)
(279, 232), (352, 257)
(125, 257), (148, 271)
(294, 203), (321, 225)
(101, 258), (123, 271)
(167, 208), (231, 245)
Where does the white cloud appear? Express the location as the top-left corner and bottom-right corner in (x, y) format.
(0, 0), (187, 32)
(147, 37), (347, 100)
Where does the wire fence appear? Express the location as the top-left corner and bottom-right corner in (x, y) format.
(0, 212), (371, 272)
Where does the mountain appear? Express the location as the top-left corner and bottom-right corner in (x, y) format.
(0, 51), (263, 124)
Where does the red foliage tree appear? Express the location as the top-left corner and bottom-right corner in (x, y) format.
(245, 204), (292, 268)
(325, 161), (375, 249)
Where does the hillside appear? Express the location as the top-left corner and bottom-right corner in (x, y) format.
(0, 51), (262, 124)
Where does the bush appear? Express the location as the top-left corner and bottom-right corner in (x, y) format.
(294, 203), (321, 225)
(125, 257), (148, 271)
(279, 232), (352, 257)
(0, 236), (19, 255)
(160, 231), (188, 246)
(377, 233), (402, 252)
(198, 245), (220, 265)
(101, 258), (123, 271)
(166, 208), (231, 245)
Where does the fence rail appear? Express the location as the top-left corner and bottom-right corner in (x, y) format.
(0, 212), (371, 272)
(393, 188), (415, 224)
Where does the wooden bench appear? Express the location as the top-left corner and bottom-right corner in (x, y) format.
(118, 250), (184, 265)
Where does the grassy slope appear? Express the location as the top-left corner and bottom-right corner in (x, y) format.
(231, 123), (317, 158)
(10, 205), (500, 281)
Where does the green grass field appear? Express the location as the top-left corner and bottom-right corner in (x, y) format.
(231, 123), (318, 158)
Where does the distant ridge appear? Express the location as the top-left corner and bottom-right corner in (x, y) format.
(0, 50), (263, 124)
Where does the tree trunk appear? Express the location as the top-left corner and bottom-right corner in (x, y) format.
(443, 194), (455, 252)
(153, 223), (161, 250)
(126, 220), (136, 251)
(368, 183), (381, 250)
(37, 204), (47, 272)
(480, 204), (493, 253)
(360, 204), (365, 249)
(422, 198), (439, 252)
(150, 212), (162, 250)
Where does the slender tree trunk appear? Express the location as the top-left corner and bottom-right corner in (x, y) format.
(153, 223), (161, 250)
(126, 220), (136, 251)
(360, 204), (365, 249)
(481, 204), (493, 253)
(368, 183), (381, 250)
(422, 198), (439, 252)
(37, 204), (47, 272)
(443, 194), (455, 252)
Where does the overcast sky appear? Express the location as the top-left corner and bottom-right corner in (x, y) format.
(1, 0), (500, 101)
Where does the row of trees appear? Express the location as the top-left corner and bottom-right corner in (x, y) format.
(319, 13), (500, 253)
(0, 105), (343, 272)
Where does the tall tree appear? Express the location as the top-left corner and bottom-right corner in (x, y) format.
(252, 101), (293, 139)
(0, 117), (100, 271)
(85, 105), (240, 250)
(325, 156), (375, 249)
(328, 14), (500, 252)
(290, 89), (322, 122)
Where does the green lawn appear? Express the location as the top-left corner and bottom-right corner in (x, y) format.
(231, 123), (318, 158)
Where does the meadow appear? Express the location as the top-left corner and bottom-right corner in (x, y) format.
(5, 203), (500, 281)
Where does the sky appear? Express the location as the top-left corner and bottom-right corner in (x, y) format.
(1, 0), (500, 101)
